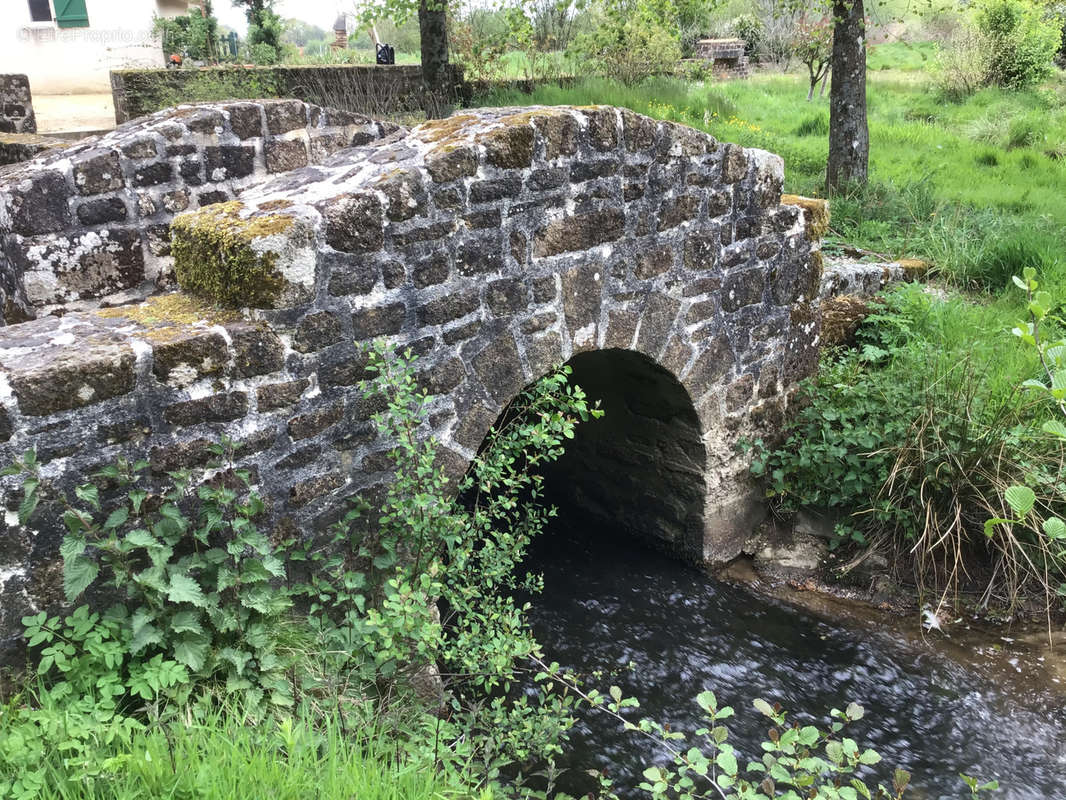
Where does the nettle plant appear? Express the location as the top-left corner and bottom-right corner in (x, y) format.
(8, 441), (296, 713)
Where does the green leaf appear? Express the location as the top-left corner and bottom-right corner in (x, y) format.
(173, 633), (209, 672)
(753, 698), (775, 718)
(125, 529), (160, 549)
(1044, 517), (1066, 541)
(857, 748), (881, 765)
(103, 506), (129, 530)
(696, 690), (717, 713)
(715, 750), (738, 777)
(170, 610), (204, 635)
(167, 574), (207, 608)
(1043, 420), (1066, 439)
(985, 517), (1013, 538)
(62, 557), (99, 601)
(1004, 485), (1036, 516)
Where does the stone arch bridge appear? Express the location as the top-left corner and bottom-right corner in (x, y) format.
(0, 102), (824, 656)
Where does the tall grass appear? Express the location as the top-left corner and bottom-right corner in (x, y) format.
(10, 695), (483, 800)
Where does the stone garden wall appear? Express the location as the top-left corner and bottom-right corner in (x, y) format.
(0, 75), (36, 134)
(110, 65), (465, 125)
(0, 105), (825, 662)
(0, 100), (400, 324)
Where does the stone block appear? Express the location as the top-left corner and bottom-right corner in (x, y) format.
(479, 124), (535, 169)
(266, 140), (309, 173)
(257, 378), (310, 411)
(3, 338), (135, 416)
(10, 171), (71, 235)
(324, 194), (385, 253)
(352, 302), (406, 339)
(534, 209), (625, 257)
(418, 290), (480, 327)
(265, 100), (307, 134)
(205, 146), (256, 181)
(472, 332), (524, 403)
(227, 322), (286, 377)
(164, 391), (248, 426)
(226, 103), (264, 139)
(293, 311), (344, 353)
(76, 197), (127, 226)
(425, 145), (478, 183)
(72, 151), (123, 196)
(152, 330), (228, 385)
(288, 402), (344, 441)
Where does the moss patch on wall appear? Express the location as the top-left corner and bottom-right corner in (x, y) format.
(171, 202), (293, 309)
(96, 293), (240, 335)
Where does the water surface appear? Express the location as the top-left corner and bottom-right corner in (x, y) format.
(525, 527), (1066, 799)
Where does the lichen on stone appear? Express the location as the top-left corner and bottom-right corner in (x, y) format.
(170, 201), (293, 308)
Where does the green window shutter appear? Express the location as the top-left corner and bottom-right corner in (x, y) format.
(54, 0), (90, 28)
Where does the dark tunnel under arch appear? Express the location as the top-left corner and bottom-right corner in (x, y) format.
(491, 348), (709, 562)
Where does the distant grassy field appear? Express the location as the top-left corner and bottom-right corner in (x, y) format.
(479, 43), (1066, 295)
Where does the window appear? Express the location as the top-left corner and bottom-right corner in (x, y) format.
(54, 0), (89, 28)
(28, 0), (52, 22)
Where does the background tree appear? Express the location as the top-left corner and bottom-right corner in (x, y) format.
(281, 18), (328, 48)
(358, 0), (450, 90)
(794, 13), (833, 100)
(234, 0), (283, 63)
(826, 0), (869, 189)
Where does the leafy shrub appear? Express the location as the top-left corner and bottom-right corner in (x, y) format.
(747, 284), (1064, 604)
(730, 13), (764, 58)
(247, 42), (280, 65)
(152, 8), (221, 61)
(977, 0), (1062, 89)
(568, 14), (682, 85)
(934, 26), (994, 100)
(1, 344), (605, 798)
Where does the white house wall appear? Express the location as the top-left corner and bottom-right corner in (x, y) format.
(2, 1), (187, 94)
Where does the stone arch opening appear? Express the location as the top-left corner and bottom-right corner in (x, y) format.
(496, 348), (707, 562)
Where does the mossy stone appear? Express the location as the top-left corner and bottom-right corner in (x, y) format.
(170, 201), (292, 308)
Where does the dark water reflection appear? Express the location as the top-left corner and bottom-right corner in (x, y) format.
(523, 528), (1066, 799)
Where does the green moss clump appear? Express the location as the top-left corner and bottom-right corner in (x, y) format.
(95, 293), (239, 341)
(171, 201), (293, 309)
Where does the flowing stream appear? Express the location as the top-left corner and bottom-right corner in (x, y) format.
(523, 526), (1066, 799)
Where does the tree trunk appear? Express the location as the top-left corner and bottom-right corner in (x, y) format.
(826, 0), (868, 190)
(418, 0), (449, 90)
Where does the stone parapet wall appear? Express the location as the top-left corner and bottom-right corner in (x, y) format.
(0, 105), (824, 662)
(0, 132), (64, 167)
(0, 100), (400, 325)
(0, 75), (36, 135)
(110, 65), (465, 125)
